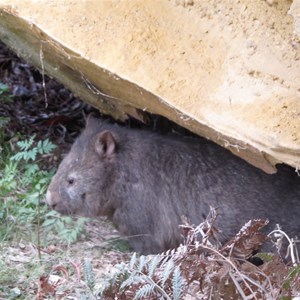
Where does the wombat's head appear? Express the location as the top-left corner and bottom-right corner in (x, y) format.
(46, 117), (118, 217)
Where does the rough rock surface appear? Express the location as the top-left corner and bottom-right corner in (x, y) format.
(0, 0), (299, 172)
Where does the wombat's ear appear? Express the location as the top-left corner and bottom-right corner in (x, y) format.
(86, 113), (99, 128)
(95, 130), (116, 157)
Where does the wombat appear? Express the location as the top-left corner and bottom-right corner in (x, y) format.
(46, 116), (300, 254)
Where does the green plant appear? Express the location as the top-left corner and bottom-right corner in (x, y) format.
(84, 259), (95, 290)
(0, 135), (53, 241)
(0, 82), (13, 103)
(0, 83), (12, 159)
(0, 134), (87, 245)
(10, 135), (56, 162)
(42, 211), (88, 244)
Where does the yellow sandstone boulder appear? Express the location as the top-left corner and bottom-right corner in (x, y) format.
(0, 0), (299, 173)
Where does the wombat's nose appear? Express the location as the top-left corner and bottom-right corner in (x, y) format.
(46, 190), (56, 208)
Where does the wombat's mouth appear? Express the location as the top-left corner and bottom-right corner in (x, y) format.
(45, 190), (54, 208)
(45, 190), (73, 215)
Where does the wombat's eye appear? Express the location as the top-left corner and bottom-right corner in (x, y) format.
(67, 178), (75, 185)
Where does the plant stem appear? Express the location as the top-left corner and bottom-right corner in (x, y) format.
(37, 190), (41, 262)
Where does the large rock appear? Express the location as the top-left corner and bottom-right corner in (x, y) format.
(0, 0), (299, 173)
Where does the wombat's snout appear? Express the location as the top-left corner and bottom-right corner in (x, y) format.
(46, 190), (56, 209)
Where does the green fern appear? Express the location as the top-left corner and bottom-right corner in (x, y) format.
(0, 82), (9, 94)
(84, 259), (95, 289)
(129, 252), (137, 269)
(37, 138), (57, 155)
(100, 251), (185, 299)
(10, 136), (56, 162)
(138, 255), (147, 272)
(0, 134), (87, 245)
(160, 259), (175, 288)
(0, 82), (13, 103)
(10, 148), (37, 162)
(172, 266), (184, 300)
(120, 273), (144, 290)
(147, 254), (161, 278)
(134, 284), (155, 300)
(42, 211), (88, 244)
(0, 161), (18, 195)
(16, 135), (35, 151)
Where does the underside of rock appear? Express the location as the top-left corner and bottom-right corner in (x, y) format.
(0, 0), (299, 173)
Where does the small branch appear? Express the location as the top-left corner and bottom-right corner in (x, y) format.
(200, 244), (258, 299)
(268, 228), (299, 266)
(37, 190), (42, 262)
(132, 269), (172, 300)
(39, 43), (48, 108)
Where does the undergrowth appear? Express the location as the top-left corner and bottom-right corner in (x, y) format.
(0, 83), (87, 245)
(35, 208), (300, 299)
(95, 211), (300, 299)
(0, 134), (87, 245)
(1, 82), (123, 299)
(99, 252), (185, 299)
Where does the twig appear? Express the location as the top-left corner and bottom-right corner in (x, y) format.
(268, 228), (298, 266)
(37, 190), (42, 262)
(229, 271), (257, 300)
(200, 244), (258, 300)
(39, 43), (48, 108)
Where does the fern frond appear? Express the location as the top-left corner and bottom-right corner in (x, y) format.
(115, 262), (127, 272)
(10, 136), (56, 162)
(120, 273), (144, 290)
(37, 140), (43, 152)
(160, 259), (175, 288)
(24, 163), (39, 177)
(147, 254), (162, 278)
(9, 152), (21, 162)
(172, 266), (184, 300)
(10, 148), (38, 161)
(17, 135), (35, 151)
(134, 284), (155, 300)
(129, 252), (137, 269)
(27, 148), (38, 161)
(84, 259), (95, 289)
(138, 255), (147, 272)
(38, 138), (57, 154)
